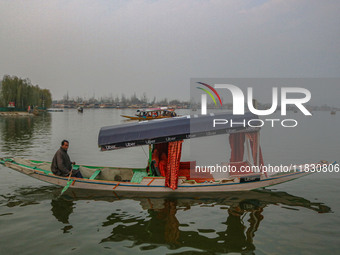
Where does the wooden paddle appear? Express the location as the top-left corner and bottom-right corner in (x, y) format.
(60, 167), (73, 196)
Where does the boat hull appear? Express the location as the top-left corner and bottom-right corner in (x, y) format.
(1, 159), (314, 193)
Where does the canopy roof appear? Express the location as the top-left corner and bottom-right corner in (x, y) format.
(98, 112), (260, 151)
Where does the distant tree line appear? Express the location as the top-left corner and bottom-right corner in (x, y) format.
(58, 92), (187, 107)
(0, 75), (52, 109)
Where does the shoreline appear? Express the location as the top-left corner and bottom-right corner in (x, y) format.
(0, 111), (34, 116)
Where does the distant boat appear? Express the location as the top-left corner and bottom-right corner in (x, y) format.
(331, 110), (336, 115)
(77, 107), (83, 113)
(121, 107), (177, 121)
(32, 108), (40, 116)
(47, 109), (64, 112)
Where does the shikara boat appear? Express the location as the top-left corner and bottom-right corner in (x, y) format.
(0, 112), (331, 193)
(47, 108), (64, 112)
(121, 107), (177, 120)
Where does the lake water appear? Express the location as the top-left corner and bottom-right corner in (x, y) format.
(0, 109), (340, 254)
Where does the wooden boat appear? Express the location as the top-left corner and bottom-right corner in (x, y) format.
(0, 112), (332, 193)
(121, 107), (177, 120)
(77, 106), (83, 113)
(47, 108), (64, 112)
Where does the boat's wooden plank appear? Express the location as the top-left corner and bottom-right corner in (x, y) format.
(10, 160), (52, 175)
(89, 170), (101, 180)
(29, 159), (142, 171)
(3, 157), (324, 192)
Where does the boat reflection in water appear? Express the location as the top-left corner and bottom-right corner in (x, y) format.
(99, 197), (261, 252)
(94, 190), (330, 253)
(1, 187), (331, 253)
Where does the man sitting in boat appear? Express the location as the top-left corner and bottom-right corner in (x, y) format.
(51, 140), (83, 178)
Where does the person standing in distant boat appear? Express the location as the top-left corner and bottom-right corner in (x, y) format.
(51, 140), (83, 178)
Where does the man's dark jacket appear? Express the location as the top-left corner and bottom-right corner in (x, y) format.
(51, 147), (72, 176)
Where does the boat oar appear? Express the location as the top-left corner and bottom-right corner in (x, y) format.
(60, 168), (73, 196)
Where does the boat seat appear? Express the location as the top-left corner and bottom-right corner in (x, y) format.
(180, 161), (215, 183)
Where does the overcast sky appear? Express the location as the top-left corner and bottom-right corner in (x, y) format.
(0, 0), (339, 102)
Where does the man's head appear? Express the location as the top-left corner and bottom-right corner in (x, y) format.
(61, 140), (69, 151)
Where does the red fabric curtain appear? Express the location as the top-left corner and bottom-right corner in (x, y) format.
(245, 132), (264, 166)
(155, 143), (168, 155)
(229, 133), (245, 162)
(166, 140), (183, 190)
(159, 153), (168, 177)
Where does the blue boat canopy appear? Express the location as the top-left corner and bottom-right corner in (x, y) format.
(98, 112), (260, 151)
